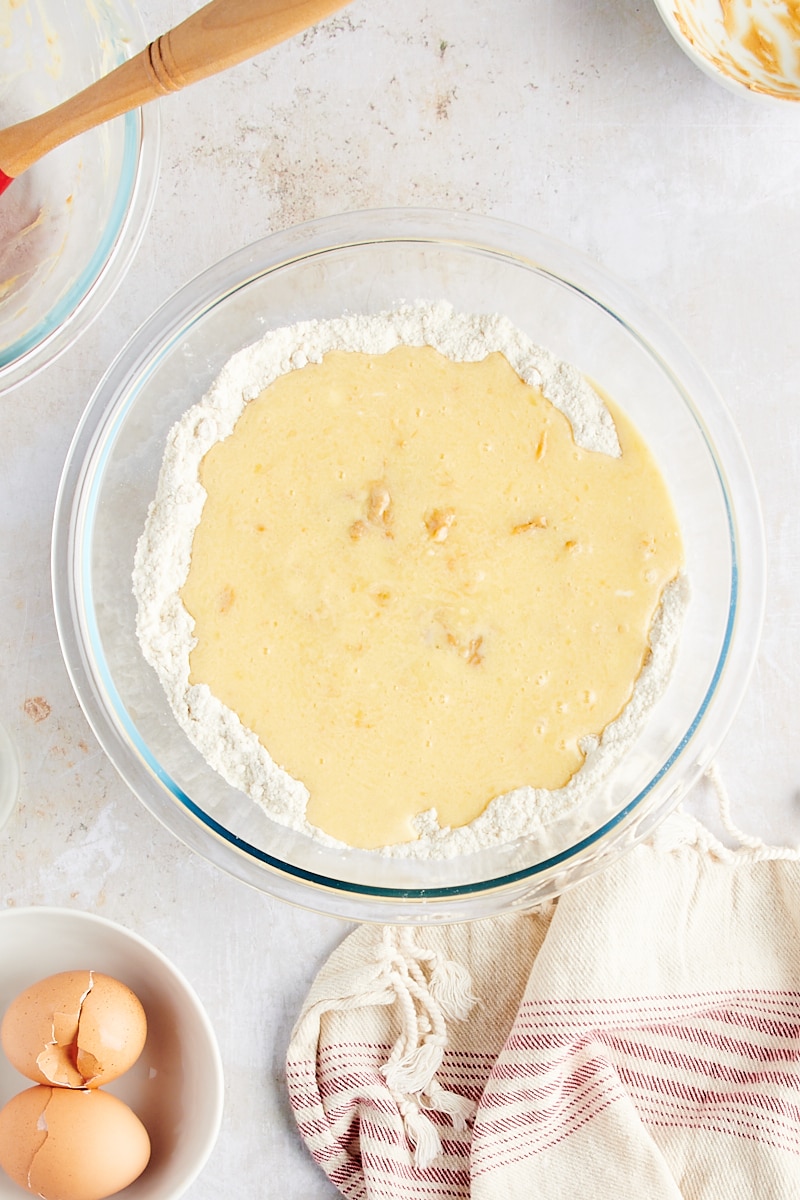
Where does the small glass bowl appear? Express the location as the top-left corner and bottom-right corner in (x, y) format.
(52, 209), (765, 922)
(0, 0), (160, 392)
(0, 721), (19, 833)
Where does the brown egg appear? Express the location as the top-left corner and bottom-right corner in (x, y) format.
(0, 971), (147, 1088)
(0, 1085), (150, 1200)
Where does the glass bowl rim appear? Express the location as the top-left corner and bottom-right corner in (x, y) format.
(52, 207), (766, 919)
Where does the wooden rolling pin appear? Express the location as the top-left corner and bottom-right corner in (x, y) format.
(0, 0), (352, 196)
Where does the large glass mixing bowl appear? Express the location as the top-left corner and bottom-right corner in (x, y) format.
(0, 0), (160, 392)
(52, 209), (765, 922)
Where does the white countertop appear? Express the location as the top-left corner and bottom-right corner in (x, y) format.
(1, 1), (799, 1195)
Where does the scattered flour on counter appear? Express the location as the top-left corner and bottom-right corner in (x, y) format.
(132, 300), (687, 860)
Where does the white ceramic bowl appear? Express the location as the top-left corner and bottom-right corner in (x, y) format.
(0, 0), (160, 392)
(652, 0), (800, 100)
(53, 209), (766, 922)
(0, 907), (224, 1200)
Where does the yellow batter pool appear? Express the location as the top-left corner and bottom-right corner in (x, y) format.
(180, 344), (683, 849)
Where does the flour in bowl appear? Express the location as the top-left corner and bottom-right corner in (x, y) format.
(133, 301), (687, 859)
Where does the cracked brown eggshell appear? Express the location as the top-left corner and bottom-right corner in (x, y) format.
(0, 1085), (150, 1200)
(0, 971), (147, 1088)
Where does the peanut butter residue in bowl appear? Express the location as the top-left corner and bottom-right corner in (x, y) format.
(180, 344), (683, 850)
(673, 0), (800, 98)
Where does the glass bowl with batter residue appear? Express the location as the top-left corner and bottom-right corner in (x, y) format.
(0, 0), (160, 392)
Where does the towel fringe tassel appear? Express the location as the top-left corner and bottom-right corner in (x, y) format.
(292, 924), (479, 1168)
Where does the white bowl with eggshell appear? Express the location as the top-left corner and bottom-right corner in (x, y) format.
(652, 0), (800, 101)
(0, 907), (223, 1200)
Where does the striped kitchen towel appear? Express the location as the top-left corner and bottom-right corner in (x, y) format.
(286, 797), (800, 1199)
